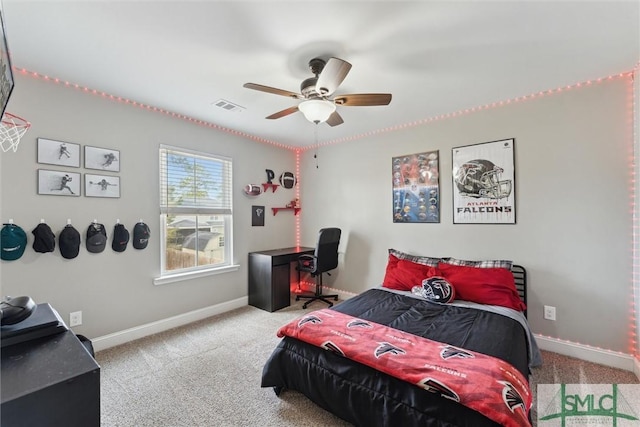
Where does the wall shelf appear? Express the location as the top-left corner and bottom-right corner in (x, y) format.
(262, 183), (279, 193)
(271, 207), (301, 216)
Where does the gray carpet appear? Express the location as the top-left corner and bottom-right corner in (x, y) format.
(96, 298), (638, 426)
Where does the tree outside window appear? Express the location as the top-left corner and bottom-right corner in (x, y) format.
(159, 145), (232, 274)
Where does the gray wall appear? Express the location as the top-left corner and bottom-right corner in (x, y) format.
(0, 74), (298, 338)
(299, 78), (633, 353)
(1, 72), (635, 355)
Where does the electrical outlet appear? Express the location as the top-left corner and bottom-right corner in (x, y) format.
(69, 311), (82, 327)
(543, 305), (556, 321)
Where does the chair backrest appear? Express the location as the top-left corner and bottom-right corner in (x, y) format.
(314, 227), (341, 273)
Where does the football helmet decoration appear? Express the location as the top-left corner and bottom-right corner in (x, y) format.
(454, 159), (512, 199)
(412, 277), (455, 303)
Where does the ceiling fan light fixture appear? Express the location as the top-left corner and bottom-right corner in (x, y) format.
(298, 99), (336, 124)
(243, 56), (390, 127)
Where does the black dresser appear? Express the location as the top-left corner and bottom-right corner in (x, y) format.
(1, 326), (100, 426)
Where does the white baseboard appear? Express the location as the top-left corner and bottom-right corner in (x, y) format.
(92, 297), (248, 352)
(535, 334), (636, 373)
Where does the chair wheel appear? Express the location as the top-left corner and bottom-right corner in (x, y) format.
(334, 296), (339, 301)
(295, 296), (300, 301)
(302, 302), (309, 309)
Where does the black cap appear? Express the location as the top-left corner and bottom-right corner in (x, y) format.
(112, 223), (129, 252)
(86, 223), (107, 253)
(133, 222), (150, 249)
(59, 225), (81, 259)
(32, 223), (56, 253)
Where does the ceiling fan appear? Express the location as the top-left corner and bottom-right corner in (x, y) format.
(243, 57), (392, 126)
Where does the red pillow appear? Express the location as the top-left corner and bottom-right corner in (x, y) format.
(383, 254), (440, 291)
(437, 262), (526, 311)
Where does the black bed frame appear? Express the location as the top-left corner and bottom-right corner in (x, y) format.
(512, 264), (527, 316)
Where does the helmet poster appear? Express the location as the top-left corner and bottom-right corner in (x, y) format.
(452, 138), (516, 224)
(392, 150), (440, 223)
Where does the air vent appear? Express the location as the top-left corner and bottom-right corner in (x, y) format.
(212, 99), (245, 112)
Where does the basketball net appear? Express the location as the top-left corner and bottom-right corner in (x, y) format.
(0, 112), (31, 153)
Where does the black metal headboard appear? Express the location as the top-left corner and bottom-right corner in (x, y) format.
(511, 264), (527, 317)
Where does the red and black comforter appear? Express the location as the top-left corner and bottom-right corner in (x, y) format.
(262, 288), (533, 427)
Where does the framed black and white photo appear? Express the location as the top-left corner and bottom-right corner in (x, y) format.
(37, 169), (80, 196)
(252, 205), (265, 226)
(85, 146), (120, 172)
(392, 150), (440, 223)
(85, 173), (120, 198)
(452, 138), (516, 224)
(37, 138), (81, 168)
(0, 9), (14, 119)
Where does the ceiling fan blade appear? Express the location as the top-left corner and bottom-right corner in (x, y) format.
(266, 106), (299, 120)
(326, 111), (344, 127)
(243, 83), (301, 99)
(333, 93), (392, 106)
(315, 57), (352, 96)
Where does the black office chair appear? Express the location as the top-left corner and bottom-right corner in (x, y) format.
(296, 227), (341, 309)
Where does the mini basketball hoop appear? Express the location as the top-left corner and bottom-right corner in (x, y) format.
(0, 112), (31, 153)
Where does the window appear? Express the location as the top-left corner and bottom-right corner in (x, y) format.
(159, 145), (233, 276)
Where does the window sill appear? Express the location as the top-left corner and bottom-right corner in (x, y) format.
(154, 264), (240, 286)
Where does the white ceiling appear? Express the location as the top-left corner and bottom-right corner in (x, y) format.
(2, 1), (639, 148)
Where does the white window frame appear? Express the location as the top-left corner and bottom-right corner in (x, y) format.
(155, 145), (237, 285)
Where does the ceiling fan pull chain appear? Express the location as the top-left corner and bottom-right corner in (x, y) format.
(314, 124), (319, 169)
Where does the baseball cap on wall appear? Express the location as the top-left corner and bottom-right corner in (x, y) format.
(32, 222), (56, 253)
(112, 223), (129, 252)
(133, 222), (150, 249)
(59, 225), (81, 259)
(1, 223), (27, 261)
(86, 223), (107, 253)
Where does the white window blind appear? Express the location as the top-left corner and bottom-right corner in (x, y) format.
(159, 145), (232, 215)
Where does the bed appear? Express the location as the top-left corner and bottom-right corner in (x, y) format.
(261, 250), (542, 427)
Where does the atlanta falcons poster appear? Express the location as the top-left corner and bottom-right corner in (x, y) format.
(452, 139), (516, 224)
(392, 150), (440, 223)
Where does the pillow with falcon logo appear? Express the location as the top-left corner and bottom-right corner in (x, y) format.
(412, 277), (456, 303)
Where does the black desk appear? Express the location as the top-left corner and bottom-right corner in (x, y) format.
(248, 246), (314, 312)
(1, 330), (101, 426)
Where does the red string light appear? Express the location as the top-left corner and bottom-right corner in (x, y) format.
(631, 63), (640, 359)
(295, 149), (301, 247)
(497, 66), (637, 359)
(15, 64), (640, 357)
(15, 67), (290, 149)
(302, 69), (636, 151)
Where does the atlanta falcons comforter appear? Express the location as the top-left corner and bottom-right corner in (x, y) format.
(261, 288), (537, 427)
